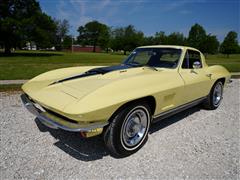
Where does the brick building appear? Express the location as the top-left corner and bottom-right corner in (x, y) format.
(71, 45), (102, 52)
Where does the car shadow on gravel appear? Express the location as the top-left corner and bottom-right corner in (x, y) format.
(34, 105), (201, 161)
(149, 105), (201, 134)
(34, 119), (109, 161)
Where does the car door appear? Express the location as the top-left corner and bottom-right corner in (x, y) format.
(179, 49), (212, 104)
(153, 49), (186, 115)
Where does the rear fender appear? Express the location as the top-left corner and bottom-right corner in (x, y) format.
(206, 65), (231, 87)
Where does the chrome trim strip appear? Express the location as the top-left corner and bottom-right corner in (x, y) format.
(20, 94), (108, 132)
(152, 97), (206, 121)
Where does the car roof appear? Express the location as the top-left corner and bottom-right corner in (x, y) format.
(137, 45), (200, 52)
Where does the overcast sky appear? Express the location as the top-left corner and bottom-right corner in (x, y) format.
(39, 0), (239, 42)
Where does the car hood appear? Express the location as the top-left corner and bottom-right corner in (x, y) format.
(22, 65), (159, 112)
(60, 65), (149, 95)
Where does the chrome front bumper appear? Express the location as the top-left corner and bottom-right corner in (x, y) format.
(20, 94), (108, 132)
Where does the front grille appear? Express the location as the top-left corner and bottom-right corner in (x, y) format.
(25, 94), (78, 124)
(44, 108), (79, 124)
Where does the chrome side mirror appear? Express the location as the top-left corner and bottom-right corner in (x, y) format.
(192, 61), (201, 69)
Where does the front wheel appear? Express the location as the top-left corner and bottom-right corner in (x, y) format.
(203, 81), (223, 110)
(103, 102), (151, 157)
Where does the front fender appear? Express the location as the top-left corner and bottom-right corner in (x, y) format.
(64, 71), (184, 122)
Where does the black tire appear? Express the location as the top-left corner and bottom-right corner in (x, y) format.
(103, 101), (151, 158)
(203, 81), (223, 110)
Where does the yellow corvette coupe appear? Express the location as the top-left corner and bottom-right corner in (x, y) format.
(21, 45), (230, 157)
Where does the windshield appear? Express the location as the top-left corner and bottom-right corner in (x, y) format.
(123, 48), (182, 68)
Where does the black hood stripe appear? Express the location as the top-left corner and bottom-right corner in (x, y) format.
(50, 64), (134, 85)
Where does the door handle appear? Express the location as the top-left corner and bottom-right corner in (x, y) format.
(206, 73), (212, 78)
(190, 69), (198, 74)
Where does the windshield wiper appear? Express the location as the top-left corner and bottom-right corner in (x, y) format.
(125, 62), (158, 71)
(143, 65), (158, 71)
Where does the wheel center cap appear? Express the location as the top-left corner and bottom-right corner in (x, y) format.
(132, 123), (141, 134)
(126, 117), (141, 137)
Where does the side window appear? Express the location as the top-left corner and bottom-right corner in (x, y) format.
(182, 50), (202, 69)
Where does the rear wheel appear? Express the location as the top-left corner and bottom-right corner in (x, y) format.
(103, 102), (151, 157)
(203, 81), (223, 110)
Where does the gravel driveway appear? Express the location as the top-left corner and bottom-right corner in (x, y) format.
(1, 80), (239, 179)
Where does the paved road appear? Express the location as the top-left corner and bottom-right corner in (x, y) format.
(0, 80), (27, 85)
(0, 80), (239, 179)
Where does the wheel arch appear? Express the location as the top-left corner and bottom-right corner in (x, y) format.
(108, 96), (156, 123)
(216, 77), (226, 86)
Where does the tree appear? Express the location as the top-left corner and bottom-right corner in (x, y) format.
(110, 27), (125, 52)
(166, 32), (186, 45)
(62, 35), (72, 49)
(77, 21), (110, 52)
(124, 25), (144, 54)
(0, 0), (57, 54)
(202, 34), (219, 54)
(187, 23), (207, 51)
(143, 36), (155, 45)
(154, 31), (167, 45)
(111, 25), (144, 54)
(220, 31), (239, 57)
(55, 19), (70, 50)
(29, 12), (57, 49)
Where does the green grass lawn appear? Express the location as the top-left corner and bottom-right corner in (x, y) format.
(0, 51), (127, 80)
(205, 54), (240, 73)
(0, 50), (239, 80)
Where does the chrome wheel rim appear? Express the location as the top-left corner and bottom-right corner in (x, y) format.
(121, 107), (149, 150)
(213, 82), (223, 106)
